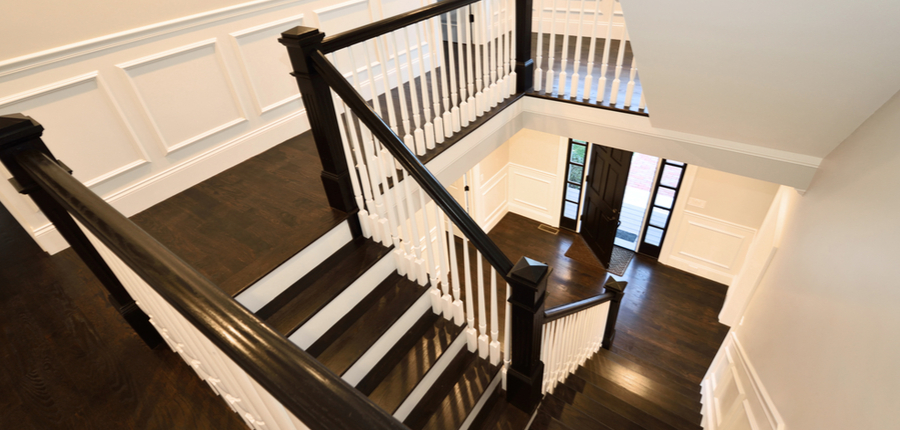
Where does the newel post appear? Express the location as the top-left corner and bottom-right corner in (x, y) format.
(514, 0), (534, 92)
(505, 256), (550, 413)
(601, 277), (628, 350)
(0, 114), (162, 348)
(280, 27), (359, 227)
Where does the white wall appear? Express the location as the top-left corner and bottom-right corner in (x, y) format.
(0, 0), (421, 253)
(660, 166), (779, 285)
(507, 129), (568, 227)
(722, 89), (900, 429)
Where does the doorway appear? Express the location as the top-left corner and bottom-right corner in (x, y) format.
(580, 144), (632, 268)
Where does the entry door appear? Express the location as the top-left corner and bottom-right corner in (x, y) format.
(581, 144), (632, 267)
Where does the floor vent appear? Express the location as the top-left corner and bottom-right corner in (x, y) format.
(537, 224), (559, 235)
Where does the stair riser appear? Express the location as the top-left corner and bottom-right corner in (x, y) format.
(236, 221), (352, 313)
(288, 253), (397, 349)
(342, 290), (434, 386)
(393, 326), (467, 422)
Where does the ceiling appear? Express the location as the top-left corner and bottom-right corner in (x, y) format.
(621, 0), (900, 159)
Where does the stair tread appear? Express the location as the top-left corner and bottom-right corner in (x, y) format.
(479, 395), (531, 430)
(553, 381), (683, 430)
(366, 315), (464, 413)
(598, 348), (702, 400)
(530, 410), (576, 430)
(309, 273), (426, 375)
(568, 371), (703, 428)
(581, 355), (702, 413)
(540, 394), (613, 430)
(404, 350), (498, 430)
(257, 236), (391, 336)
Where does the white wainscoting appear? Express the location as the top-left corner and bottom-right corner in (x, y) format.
(663, 210), (756, 285)
(532, 0), (629, 41)
(702, 332), (785, 430)
(474, 166), (509, 232)
(0, 0), (425, 254)
(508, 163), (560, 227)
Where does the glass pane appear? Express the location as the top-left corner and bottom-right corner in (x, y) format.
(654, 187), (676, 209)
(566, 183), (581, 202)
(666, 160), (685, 166)
(660, 164), (683, 188)
(563, 201), (578, 219)
(568, 164), (584, 183)
(570, 144), (586, 165)
(649, 207), (670, 228)
(644, 226), (664, 246)
(572, 139), (587, 144)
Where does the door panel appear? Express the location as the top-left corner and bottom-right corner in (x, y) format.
(581, 144), (632, 267)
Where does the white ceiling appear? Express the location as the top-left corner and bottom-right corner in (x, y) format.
(621, 0), (900, 159)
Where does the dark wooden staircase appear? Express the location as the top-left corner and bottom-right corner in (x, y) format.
(474, 349), (703, 430)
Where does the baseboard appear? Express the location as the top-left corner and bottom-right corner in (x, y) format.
(666, 255), (735, 285)
(34, 109), (310, 255)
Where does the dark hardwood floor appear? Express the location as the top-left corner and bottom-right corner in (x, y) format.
(487, 212), (730, 384)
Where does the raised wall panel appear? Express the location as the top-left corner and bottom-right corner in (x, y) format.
(119, 39), (247, 154)
(230, 15), (305, 115)
(480, 170), (509, 231)
(0, 72), (149, 188)
(667, 210), (756, 284)
(509, 164), (555, 225)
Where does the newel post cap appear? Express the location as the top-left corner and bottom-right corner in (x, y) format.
(508, 256), (548, 287)
(0, 114), (43, 148)
(604, 277), (628, 293)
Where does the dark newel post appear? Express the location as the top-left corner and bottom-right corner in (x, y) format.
(280, 26), (359, 235)
(0, 114), (162, 348)
(505, 256), (549, 413)
(515, 0), (534, 92)
(601, 277), (628, 350)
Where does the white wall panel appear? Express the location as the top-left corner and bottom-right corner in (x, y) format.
(230, 14), (305, 115)
(119, 39), (247, 154)
(508, 164), (556, 226)
(665, 210), (756, 285)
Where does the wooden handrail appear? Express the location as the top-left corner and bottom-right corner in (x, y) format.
(321, 0), (481, 54)
(310, 49), (515, 276)
(543, 291), (615, 323)
(13, 147), (407, 430)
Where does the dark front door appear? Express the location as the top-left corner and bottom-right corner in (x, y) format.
(581, 144), (632, 267)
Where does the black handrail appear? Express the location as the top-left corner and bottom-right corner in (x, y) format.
(13, 148), (407, 430)
(543, 292), (615, 323)
(310, 50), (514, 276)
(321, 0), (482, 54)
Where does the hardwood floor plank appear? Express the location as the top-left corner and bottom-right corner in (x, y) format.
(573, 368), (702, 425)
(582, 353), (703, 407)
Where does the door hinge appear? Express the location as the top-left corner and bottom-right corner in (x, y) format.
(464, 185), (470, 191)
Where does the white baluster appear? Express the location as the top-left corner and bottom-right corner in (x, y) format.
(418, 193), (441, 313)
(544, 0), (558, 93)
(625, 57), (638, 109)
(483, 0), (498, 108)
(444, 10), (462, 133)
(425, 5), (452, 141)
(582, 0), (602, 101)
(399, 27), (427, 154)
(557, 0), (573, 98)
(477, 252), (489, 358)
(447, 221), (465, 325)
(639, 91), (646, 111)
(609, 24), (627, 106)
(435, 209), (454, 318)
(332, 94), (370, 239)
(456, 8), (471, 127)
(413, 22), (437, 150)
(497, 0), (508, 100)
(596, 0), (617, 104)
(359, 42), (384, 122)
(489, 267), (501, 365)
(402, 171), (428, 285)
(507, 0), (517, 95)
(502, 273), (512, 389)
(568, 0), (589, 99)
(464, 5), (477, 122)
(342, 100), (388, 246)
(473, 2), (486, 116)
(463, 236), (478, 351)
(382, 32), (416, 155)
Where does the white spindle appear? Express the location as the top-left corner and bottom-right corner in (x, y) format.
(484, 0), (498, 108)
(489, 266), (501, 365)
(343, 101), (388, 246)
(463, 236), (478, 351)
(456, 8), (471, 127)
(425, 8), (452, 141)
(625, 57), (638, 108)
(477, 252), (489, 358)
(544, 0), (558, 93)
(447, 221), (465, 325)
(557, 1), (573, 98)
(413, 22), (438, 150)
(332, 95), (370, 239)
(359, 43), (384, 121)
(502, 271), (512, 389)
(496, 0), (508, 100)
(473, 2), (486, 116)
(582, 0), (603, 101)
(639, 91), (646, 111)
(596, 0), (616, 104)
(399, 27), (427, 154)
(418, 193), (441, 314)
(609, 24), (627, 106)
(371, 37), (399, 135)
(434, 207), (453, 318)
(464, 5), (477, 122)
(444, 10), (462, 133)
(402, 171), (428, 285)
(507, 0), (516, 95)
(383, 32), (416, 154)
(568, 0), (589, 99)
(389, 161), (414, 279)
